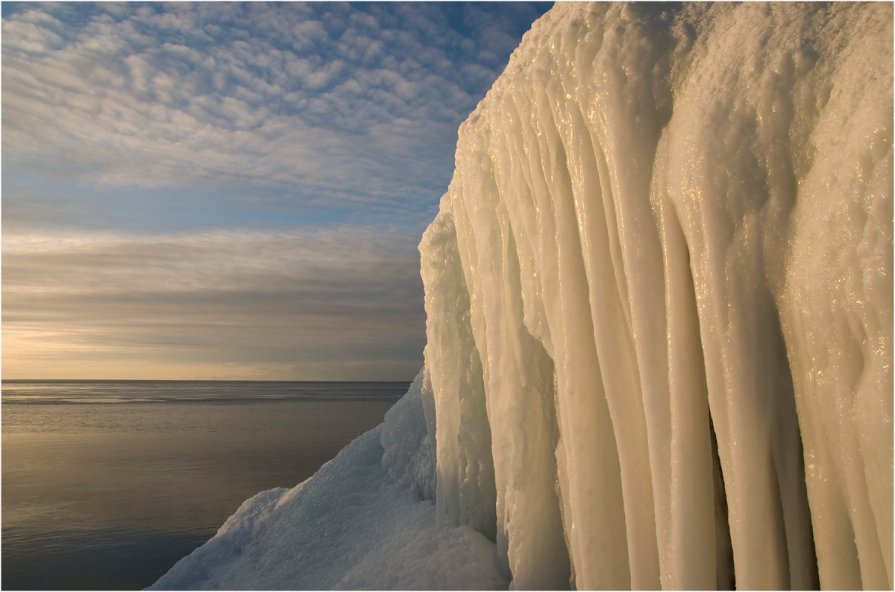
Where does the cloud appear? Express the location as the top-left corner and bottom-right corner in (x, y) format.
(2, 3), (551, 231)
(3, 226), (426, 380)
(1, 2), (552, 379)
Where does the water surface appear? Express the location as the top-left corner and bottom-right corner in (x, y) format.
(2, 380), (406, 590)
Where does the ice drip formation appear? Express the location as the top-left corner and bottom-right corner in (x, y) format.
(154, 4), (893, 589)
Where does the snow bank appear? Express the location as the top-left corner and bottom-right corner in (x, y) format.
(422, 3), (891, 589)
(155, 4), (891, 590)
(151, 371), (508, 590)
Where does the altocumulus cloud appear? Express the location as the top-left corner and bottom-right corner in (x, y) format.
(3, 2), (550, 227)
(2, 2), (550, 379)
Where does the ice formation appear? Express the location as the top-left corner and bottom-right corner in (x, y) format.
(154, 3), (891, 590)
(421, 3), (891, 589)
(151, 372), (509, 590)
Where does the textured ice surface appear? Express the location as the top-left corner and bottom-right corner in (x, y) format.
(154, 3), (891, 590)
(421, 3), (891, 589)
(151, 372), (508, 590)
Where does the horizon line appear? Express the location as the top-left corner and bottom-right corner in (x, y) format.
(1, 378), (414, 384)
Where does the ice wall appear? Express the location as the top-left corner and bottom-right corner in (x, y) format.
(420, 3), (892, 589)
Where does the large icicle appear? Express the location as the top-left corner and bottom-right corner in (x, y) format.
(420, 3), (892, 589)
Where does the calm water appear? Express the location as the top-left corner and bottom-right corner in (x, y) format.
(2, 380), (407, 590)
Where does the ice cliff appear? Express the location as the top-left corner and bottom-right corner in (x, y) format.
(154, 3), (892, 590)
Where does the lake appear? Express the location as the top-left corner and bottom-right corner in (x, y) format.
(2, 380), (407, 590)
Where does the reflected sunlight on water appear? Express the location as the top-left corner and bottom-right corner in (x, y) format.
(2, 381), (406, 590)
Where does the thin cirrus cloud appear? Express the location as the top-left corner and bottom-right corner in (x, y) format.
(4, 227), (427, 380)
(2, 2), (551, 380)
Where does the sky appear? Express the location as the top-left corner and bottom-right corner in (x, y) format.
(2, 1), (552, 381)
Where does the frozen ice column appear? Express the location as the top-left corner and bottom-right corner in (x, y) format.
(420, 3), (892, 589)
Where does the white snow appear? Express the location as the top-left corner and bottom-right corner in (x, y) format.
(151, 371), (508, 590)
(153, 4), (891, 590)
